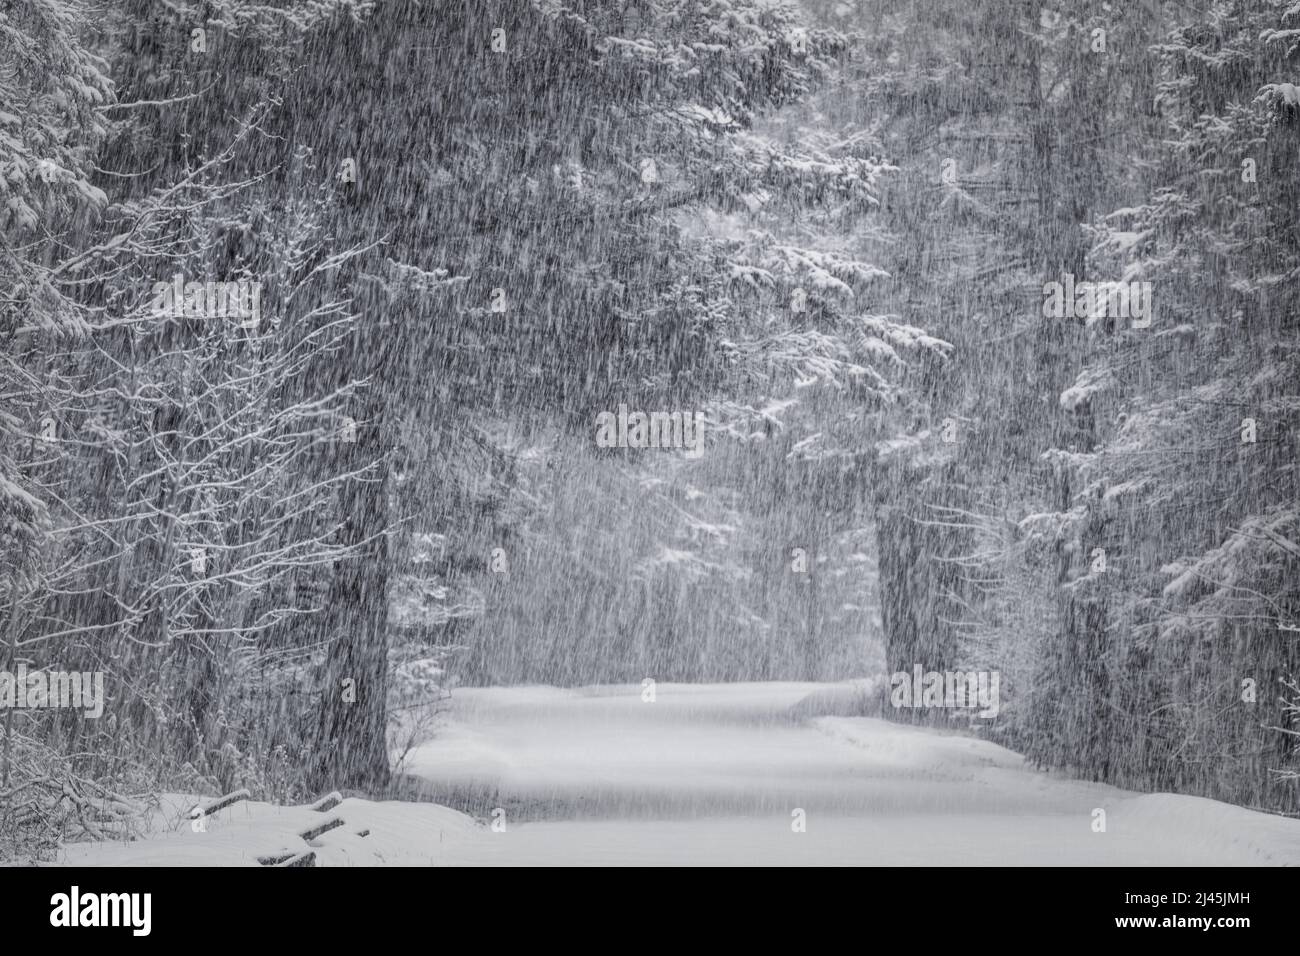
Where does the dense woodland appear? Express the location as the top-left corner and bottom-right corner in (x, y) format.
(1, 0), (1297, 861)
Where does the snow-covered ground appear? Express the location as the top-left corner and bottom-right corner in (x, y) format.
(57, 682), (1300, 866)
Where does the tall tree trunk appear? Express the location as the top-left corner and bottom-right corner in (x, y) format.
(308, 373), (392, 792)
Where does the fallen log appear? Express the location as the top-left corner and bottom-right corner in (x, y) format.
(311, 791), (343, 813)
(298, 817), (344, 842)
(188, 789), (251, 820)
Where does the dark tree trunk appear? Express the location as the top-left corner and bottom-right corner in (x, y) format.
(308, 380), (392, 793)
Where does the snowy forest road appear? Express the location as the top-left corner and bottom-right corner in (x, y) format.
(53, 681), (1300, 866)
(396, 683), (1300, 866)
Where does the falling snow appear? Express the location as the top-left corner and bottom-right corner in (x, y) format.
(1, 0), (1298, 867)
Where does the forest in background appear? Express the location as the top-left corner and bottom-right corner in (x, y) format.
(2, 0), (1297, 861)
